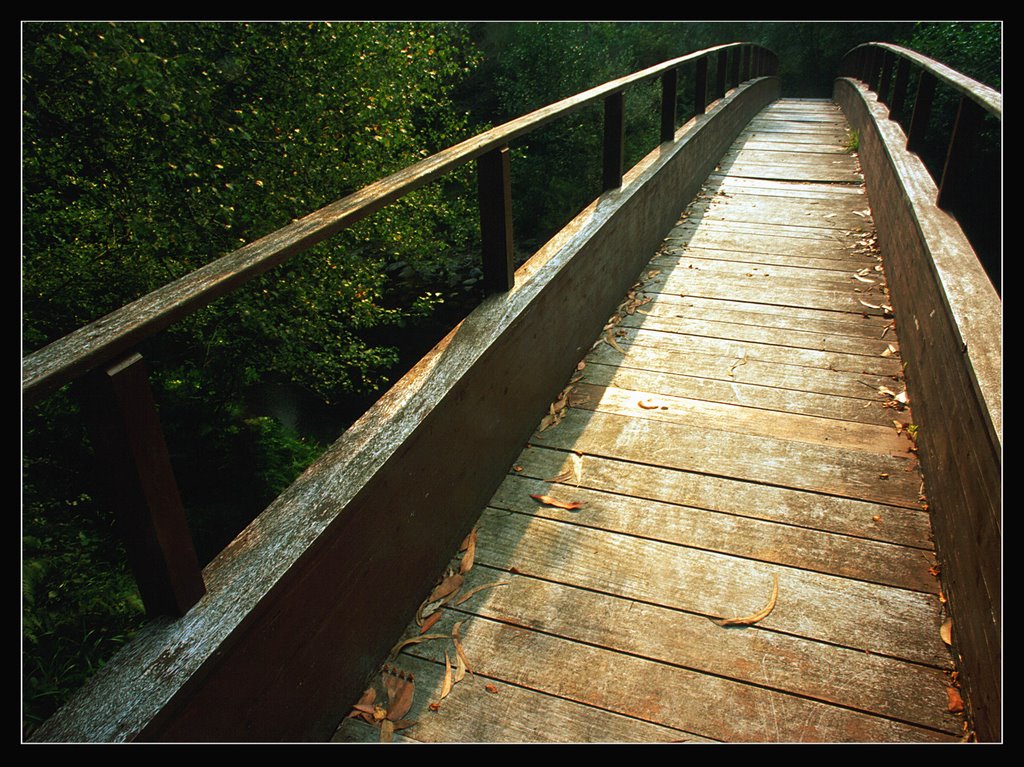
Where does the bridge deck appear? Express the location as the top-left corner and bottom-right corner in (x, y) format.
(333, 99), (961, 743)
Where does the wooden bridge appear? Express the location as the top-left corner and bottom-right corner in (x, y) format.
(25, 43), (1001, 743)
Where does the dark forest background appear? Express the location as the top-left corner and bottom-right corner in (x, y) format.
(21, 21), (1001, 735)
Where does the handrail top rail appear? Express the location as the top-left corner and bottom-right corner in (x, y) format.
(22, 41), (771, 405)
(847, 41), (1002, 119)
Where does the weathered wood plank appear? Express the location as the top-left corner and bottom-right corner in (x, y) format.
(568, 381), (909, 457)
(530, 407), (921, 508)
(395, 608), (953, 742)
(469, 508), (946, 664)
(578, 360), (903, 427)
(492, 473), (935, 592)
(332, 651), (705, 743)
(514, 445), (934, 550)
(442, 567), (957, 733)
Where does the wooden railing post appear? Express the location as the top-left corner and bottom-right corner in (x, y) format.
(716, 49), (728, 99)
(694, 56), (708, 116)
(660, 69), (677, 142)
(890, 56), (911, 123)
(476, 146), (515, 293)
(937, 94), (986, 212)
(76, 353), (205, 617)
(877, 49), (895, 106)
(602, 91), (625, 190)
(728, 47), (740, 88)
(740, 45), (751, 81)
(907, 70), (937, 154)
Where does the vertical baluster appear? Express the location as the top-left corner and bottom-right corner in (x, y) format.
(890, 57), (911, 124)
(477, 146), (514, 293)
(728, 46), (740, 88)
(77, 352), (205, 617)
(693, 57), (708, 116)
(877, 50), (895, 106)
(740, 45), (751, 82)
(716, 49), (728, 98)
(937, 95), (985, 212)
(660, 69), (677, 142)
(907, 70), (937, 154)
(602, 91), (625, 190)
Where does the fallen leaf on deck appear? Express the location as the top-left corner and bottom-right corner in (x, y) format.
(439, 651), (453, 701)
(727, 352), (747, 377)
(427, 573), (465, 604)
(530, 494), (584, 510)
(420, 610), (443, 633)
(947, 687), (964, 714)
(637, 398), (662, 410)
(460, 529), (477, 574)
(513, 465), (524, 472)
(940, 619), (952, 645)
(389, 633), (450, 660)
(712, 573), (779, 627)
(605, 329), (627, 354)
(452, 621), (473, 678)
(383, 666), (415, 722)
(455, 581), (511, 606)
(379, 719), (395, 742)
(854, 273), (876, 284)
(859, 300), (881, 309)
(485, 684), (499, 694)
(571, 452), (583, 486)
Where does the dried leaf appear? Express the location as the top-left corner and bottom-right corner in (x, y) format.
(459, 529), (477, 574)
(454, 580), (511, 606)
(439, 651), (453, 701)
(513, 465), (524, 472)
(605, 329), (627, 354)
(427, 573), (464, 604)
(940, 619), (953, 645)
(637, 398), (662, 410)
(946, 686), (964, 714)
(570, 452), (583, 486)
(389, 633), (450, 660)
(712, 573), (779, 627)
(420, 610), (443, 633)
(530, 494), (584, 510)
(379, 718), (395, 743)
(349, 687), (378, 722)
(384, 667), (415, 722)
(853, 273), (876, 284)
(859, 299), (881, 309)
(485, 684), (499, 694)
(454, 645), (467, 684)
(452, 621), (474, 678)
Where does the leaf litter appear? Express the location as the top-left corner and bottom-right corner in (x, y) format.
(711, 573), (779, 627)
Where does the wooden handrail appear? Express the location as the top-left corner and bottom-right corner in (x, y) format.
(22, 41), (777, 617)
(22, 41), (774, 407)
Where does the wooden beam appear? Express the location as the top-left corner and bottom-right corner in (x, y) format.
(477, 146), (515, 293)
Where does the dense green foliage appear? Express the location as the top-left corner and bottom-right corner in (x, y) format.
(22, 21), (1000, 737)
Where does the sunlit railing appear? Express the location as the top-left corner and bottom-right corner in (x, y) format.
(22, 42), (777, 618)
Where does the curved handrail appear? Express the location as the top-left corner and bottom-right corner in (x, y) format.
(843, 42), (1000, 119)
(22, 41), (776, 407)
(21, 40), (777, 617)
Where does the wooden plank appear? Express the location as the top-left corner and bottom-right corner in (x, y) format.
(514, 445), (934, 549)
(395, 608), (954, 742)
(469, 508), (947, 666)
(578, 361), (903, 428)
(530, 407), (921, 508)
(608, 325), (904, 378)
(493, 474), (935, 592)
(655, 245), (874, 273)
(568, 381), (909, 457)
(704, 172), (867, 198)
(441, 567), (957, 733)
(332, 651), (705, 743)
(585, 342), (903, 404)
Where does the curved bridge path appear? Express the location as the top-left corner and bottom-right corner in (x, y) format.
(334, 99), (961, 743)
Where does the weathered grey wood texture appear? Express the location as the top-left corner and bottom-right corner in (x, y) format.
(336, 100), (961, 743)
(33, 74), (781, 743)
(835, 78), (1001, 743)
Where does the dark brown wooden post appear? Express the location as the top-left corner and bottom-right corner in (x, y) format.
(660, 69), (677, 142)
(77, 353), (205, 617)
(728, 47), (740, 88)
(694, 56), (708, 116)
(907, 70), (937, 154)
(740, 45), (751, 82)
(878, 50), (895, 106)
(603, 91), (625, 190)
(477, 146), (515, 293)
(890, 56), (911, 123)
(937, 95), (985, 212)
(716, 49), (728, 98)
